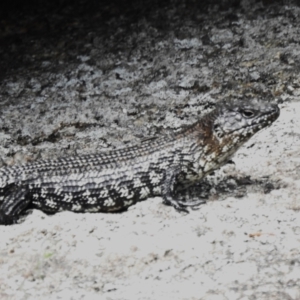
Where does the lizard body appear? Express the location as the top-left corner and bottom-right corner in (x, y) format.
(0, 100), (280, 224)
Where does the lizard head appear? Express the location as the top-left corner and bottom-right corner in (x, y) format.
(210, 99), (280, 156)
(213, 99), (279, 139)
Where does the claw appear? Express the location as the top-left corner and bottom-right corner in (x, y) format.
(175, 199), (206, 207)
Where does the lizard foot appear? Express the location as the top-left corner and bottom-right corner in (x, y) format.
(163, 198), (206, 213)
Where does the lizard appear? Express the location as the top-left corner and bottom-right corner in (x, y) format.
(0, 99), (280, 225)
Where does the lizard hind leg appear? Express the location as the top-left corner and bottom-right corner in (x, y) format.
(0, 186), (30, 225)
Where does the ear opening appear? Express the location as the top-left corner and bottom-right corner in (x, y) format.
(213, 124), (220, 131)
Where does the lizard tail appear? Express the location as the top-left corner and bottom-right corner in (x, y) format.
(0, 186), (30, 225)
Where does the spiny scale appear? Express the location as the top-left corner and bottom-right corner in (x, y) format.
(0, 100), (280, 225)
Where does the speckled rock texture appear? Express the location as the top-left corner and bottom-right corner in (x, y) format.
(0, 0), (300, 299)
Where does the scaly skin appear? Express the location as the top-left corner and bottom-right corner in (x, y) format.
(0, 100), (280, 224)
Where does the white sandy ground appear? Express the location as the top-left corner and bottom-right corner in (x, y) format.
(1, 101), (300, 300)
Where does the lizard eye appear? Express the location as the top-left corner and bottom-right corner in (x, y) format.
(242, 109), (254, 118)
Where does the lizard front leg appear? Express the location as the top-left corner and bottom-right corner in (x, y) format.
(162, 166), (206, 212)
